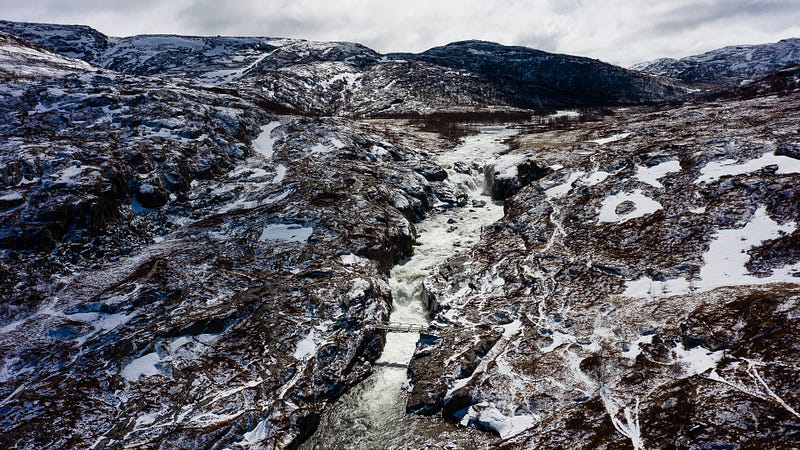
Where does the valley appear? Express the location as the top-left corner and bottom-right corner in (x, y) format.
(0, 19), (799, 449)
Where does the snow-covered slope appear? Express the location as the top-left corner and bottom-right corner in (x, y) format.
(0, 20), (687, 114)
(0, 31), (94, 80)
(632, 38), (800, 85)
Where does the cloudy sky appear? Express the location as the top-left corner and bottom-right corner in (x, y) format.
(2, 0), (799, 66)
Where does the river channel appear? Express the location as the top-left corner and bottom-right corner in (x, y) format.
(302, 125), (517, 449)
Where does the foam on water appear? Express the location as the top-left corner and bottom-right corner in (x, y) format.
(302, 125), (516, 449)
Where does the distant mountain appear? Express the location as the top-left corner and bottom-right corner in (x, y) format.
(391, 40), (685, 108)
(0, 20), (687, 114)
(632, 38), (800, 85)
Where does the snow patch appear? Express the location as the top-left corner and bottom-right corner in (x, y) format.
(695, 151), (800, 184)
(272, 164), (287, 184)
(545, 171), (586, 199)
(65, 311), (135, 332)
(293, 329), (318, 360)
(550, 110), (580, 119)
(0, 357), (33, 382)
(621, 333), (655, 359)
(581, 171), (610, 187)
(0, 191), (23, 202)
(460, 403), (537, 438)
(252, 121), (281, 159)
(240, 419), (276, 446)
(635, 160), (682, 188)
(597, 189), (662, 224)
(674, 342), (724, 377)
(624, 206), (800, 298)
(122, 352), (163, 381)
(698, 205), (797, 289)
(489, 154), (527, 180)
(340, 253), (368, 266)
(591, 132), (631, 145)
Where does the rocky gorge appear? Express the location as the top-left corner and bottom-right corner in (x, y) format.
(0, 19), (799, 450)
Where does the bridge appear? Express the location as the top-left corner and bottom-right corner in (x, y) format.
(372, 322), (428, 333)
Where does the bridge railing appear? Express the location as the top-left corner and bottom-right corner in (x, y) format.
(372, 322), (427, 333)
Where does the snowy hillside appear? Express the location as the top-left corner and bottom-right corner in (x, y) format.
(0, 31), (94, 80)
(632, 38), (800, 85)
(0, 20), (688, 113)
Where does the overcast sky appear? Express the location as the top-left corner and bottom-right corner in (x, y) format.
(2, 0), (799, 66)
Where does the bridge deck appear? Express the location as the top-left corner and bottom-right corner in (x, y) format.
(373, 322), (427, 333)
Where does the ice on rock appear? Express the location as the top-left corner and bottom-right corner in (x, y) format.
(258, 223), (313, 243)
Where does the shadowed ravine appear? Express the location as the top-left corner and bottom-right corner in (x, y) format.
(301, 126), (517, 449)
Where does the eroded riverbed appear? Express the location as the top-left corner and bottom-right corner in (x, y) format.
(302, 125), (517, 449)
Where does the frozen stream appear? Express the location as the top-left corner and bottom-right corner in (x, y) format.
(302, 125), (517, 449)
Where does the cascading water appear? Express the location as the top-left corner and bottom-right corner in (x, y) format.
(301, 125), (517, 449)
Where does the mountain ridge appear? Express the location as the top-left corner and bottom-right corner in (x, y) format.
(632, 37), (800, 85)
(0, 19), (688, 114)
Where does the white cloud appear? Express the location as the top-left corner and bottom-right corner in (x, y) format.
(1, 0), (798, 65)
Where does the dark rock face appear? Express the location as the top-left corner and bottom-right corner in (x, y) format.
(408, 89), (800, 448)
(777, 141), (800, 159)
(398, 40), (688, 108)
(632, 38), (800, 86)
(485, 157), (551, 200)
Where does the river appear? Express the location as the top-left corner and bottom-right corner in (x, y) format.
(301, 125), (517, 449)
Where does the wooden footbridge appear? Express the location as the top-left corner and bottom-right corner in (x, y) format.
(372, 322), (428, 333)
